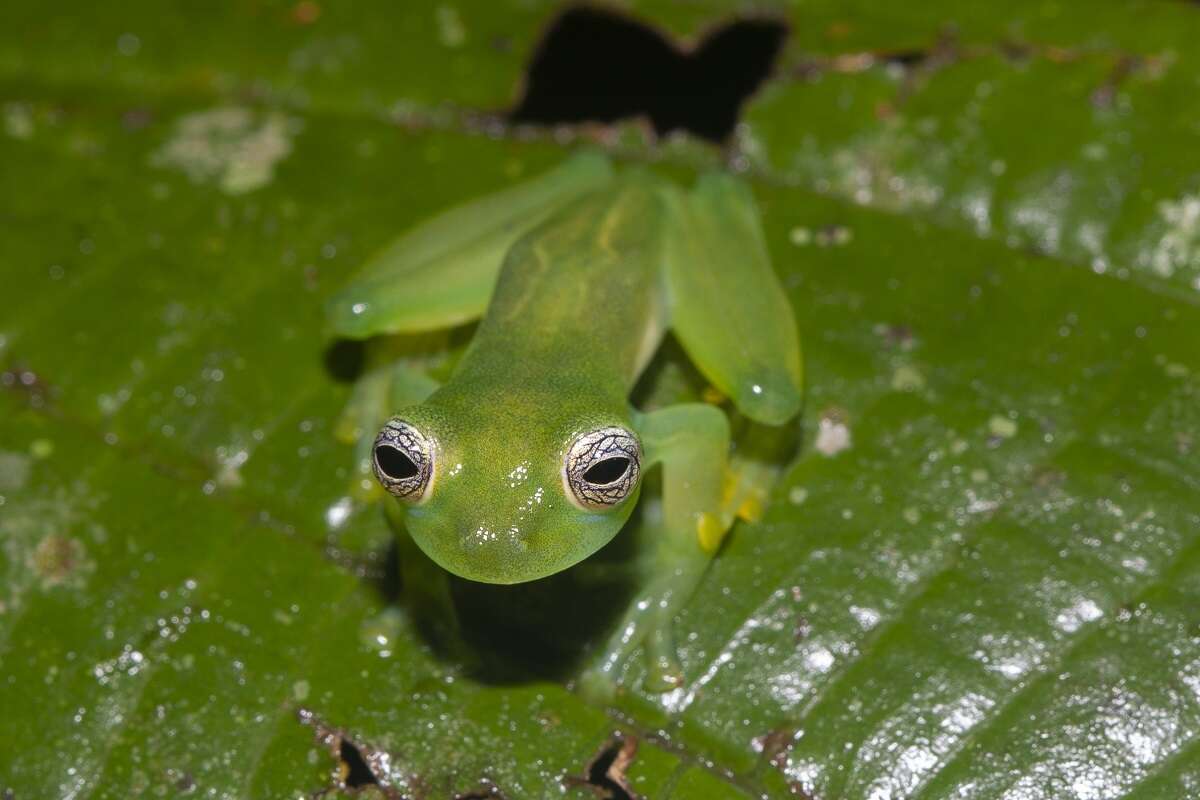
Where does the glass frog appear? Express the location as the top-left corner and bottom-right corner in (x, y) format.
(326, 152), (802, 698)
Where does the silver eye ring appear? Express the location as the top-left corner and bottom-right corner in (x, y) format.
(563, 426), (641, 510)
(372, 418), (433, 502)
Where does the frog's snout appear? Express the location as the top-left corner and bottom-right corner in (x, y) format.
(458, 521), (530, 559)
(404, 507), (550, 585)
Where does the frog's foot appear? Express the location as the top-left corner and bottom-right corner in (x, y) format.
(581, 555), (710, 697)
(722, 453), (781, 527)
(577, 665), (619, 705)
(644, 623), (685, 692)
(579, 604), (685, 698)
(577, 650), (681, 701)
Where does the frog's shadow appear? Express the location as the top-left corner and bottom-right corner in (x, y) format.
(381, 500), (648, 687)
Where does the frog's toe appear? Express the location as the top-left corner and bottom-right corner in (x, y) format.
(577, 667), (619, 705)
(644, 653), (684, 693)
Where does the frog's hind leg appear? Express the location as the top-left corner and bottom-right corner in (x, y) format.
(326, 151), (614, 340)
(580, 403), (735, 700)
(661, 173), (803, 427)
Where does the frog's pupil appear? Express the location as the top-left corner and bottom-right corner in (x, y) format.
(583, 457), (629, 485)
(375, 445), (419, 480)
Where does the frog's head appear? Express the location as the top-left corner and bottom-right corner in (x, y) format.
(369, 401), (641, 584)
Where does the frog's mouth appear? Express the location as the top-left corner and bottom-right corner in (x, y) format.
(403, 505), (626, 585)
(410, 531), (566, 585)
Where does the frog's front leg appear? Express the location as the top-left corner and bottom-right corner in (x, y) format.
(383, 500), (478, 668)
(581, 403), (734, 700)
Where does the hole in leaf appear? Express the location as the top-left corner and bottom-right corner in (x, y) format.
(375, 445), (419, 480)
(298, 709), (404, 799)
(564, 735), (641, 800)
(583, 456), (630, 485)
(510, 6), (787, 142)
(338, 739), (379, 789)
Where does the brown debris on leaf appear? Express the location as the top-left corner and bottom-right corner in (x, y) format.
(1, 360), (54, 409)
(453, 781), (506, 800)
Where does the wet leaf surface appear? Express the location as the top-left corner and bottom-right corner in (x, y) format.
(2, 2), (1199, 798)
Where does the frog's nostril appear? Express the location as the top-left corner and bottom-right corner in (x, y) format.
(374, 445), (418, 480)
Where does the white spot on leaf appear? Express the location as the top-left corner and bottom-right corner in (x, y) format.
(1145, 194), (1200, 280)
(815, 413), (852, 457)
(151, 107), (300, 195)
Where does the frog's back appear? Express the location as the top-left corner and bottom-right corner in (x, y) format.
(451, 176), (667, 403)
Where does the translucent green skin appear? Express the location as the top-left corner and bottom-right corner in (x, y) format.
(327, 153), (802, 689)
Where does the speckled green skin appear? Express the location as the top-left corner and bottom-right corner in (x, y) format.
(328, 153), (802, 690)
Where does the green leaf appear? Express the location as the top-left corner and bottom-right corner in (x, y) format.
(2, 2), (1199, 798)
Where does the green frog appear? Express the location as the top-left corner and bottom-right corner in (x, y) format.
(327, 152), (802, 696)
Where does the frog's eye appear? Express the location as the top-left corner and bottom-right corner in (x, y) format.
(373, 418), (433, 503)
(563, 426), (641, 510)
